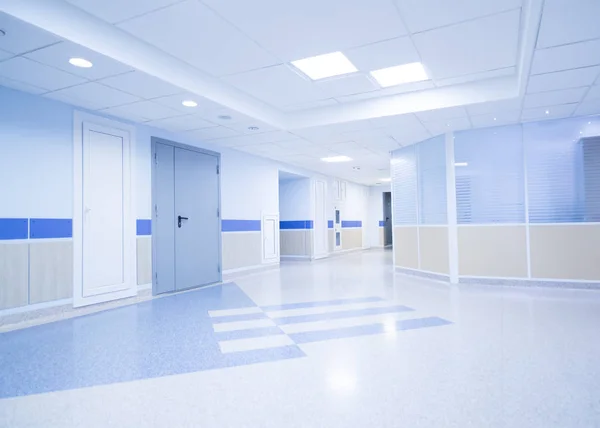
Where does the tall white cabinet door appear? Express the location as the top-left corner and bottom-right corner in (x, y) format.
(262, 214), (279, 262)
(74, 119), (136, 306)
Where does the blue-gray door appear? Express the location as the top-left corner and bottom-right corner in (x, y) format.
(153, 140), (220, 294)
(174, 147), (220, 291)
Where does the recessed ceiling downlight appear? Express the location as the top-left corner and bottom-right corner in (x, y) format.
(69, 57), (93, 68)
(182, 100), (198, 107)
(291, 52), (357, 80)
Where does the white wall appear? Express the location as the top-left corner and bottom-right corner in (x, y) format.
(279, 178), (311, 221)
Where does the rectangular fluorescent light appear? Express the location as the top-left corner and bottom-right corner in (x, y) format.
(454, 162), (468, 167)
(370, 62), (428, 88)
(380, 178), (391, 182)
(321, 155), (352, 163)
(291, 52), (358, 80)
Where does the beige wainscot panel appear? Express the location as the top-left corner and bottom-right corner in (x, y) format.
(530, 224), (600, 281)
(419, 226), (449, 274)
(29, 240), (74, 304)
(0, 243), (29, 310)
(136, 236), (152, 285)
(393, 226), (419, 269)
(328, 228), (334, 252)
(280, 230), (313, 257)
(342, 228), (362, 250)
(379, 227), (385, 247)
(458, 225), (528, 278)
(222, 232), (263, 270)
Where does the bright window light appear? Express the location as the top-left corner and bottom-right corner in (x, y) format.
(380, 178), (391, 182)
(370, 62), (428, 87)
(291, 52), (357, 80)
(69, 57), (93, 68)
(455, 162), (468, 167)
(182, 100), (198, 107)
(321, 155), (352, 163)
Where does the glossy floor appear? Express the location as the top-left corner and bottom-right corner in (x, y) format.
(1, 250), (599, 427)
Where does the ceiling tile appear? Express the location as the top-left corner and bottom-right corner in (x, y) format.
(523, 87), (587, 109)
(0, 12), (61, 54)
(423, 117), (471, 136)
(187, 126), (239, 140)
(99, 71), (183, 99)
(335, 80), (434, 103)
(145, 114), (216, 132)
(395, 0), (522, 33)
(25, 41), (133, 80)
(466, 98), (523, 116)
(359, 136), (401, 152)
(118, 1), (279, 76)
(521, 103), (577, 121)
(101, 100), (181, 122)
(223, 120), (278, 135)
(412, 10), (520, 79)
(0, 75), (46, 95)
(0, 49), (13, 62)
(201, 0), (407, 61)
(415, 106), (468, 122)
(316, 74), (379, 98)
(66, 0), (182, 24)
(527, 66), (600, 93)
(434, 67), (515, 87)
(574, 99), (600, 117)
(44, 82), (141, 110)
(345, 37), (420, 72)
(223, 65), (325, 108)
(292, 120), (374, 144)
(537, 0), (600, 49)
(217, 131), (298, 147)
(281, 99), (339, 112)
(152, 93), (223, 115)
(583, 85), (600, 101)
(469, 110), (521, 128)
(0, 57), (86, 91)
(531, 39), (600, 74)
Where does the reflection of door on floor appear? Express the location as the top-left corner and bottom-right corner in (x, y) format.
(334, 207), (342, 250)
(152, 138), (221, 295)
(383, 192), (393, 247)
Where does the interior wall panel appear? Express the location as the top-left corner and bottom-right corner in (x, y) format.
(222, 232), (262, 270)
(419, 226), (449, 274)
(0, 243), (29, 310)
(29, 241), (73, 304)
(393, 227), (419, 269)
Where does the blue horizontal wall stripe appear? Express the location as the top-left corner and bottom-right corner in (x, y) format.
(221, 219), (261, 232)
(328, 220), (334, 229)
(379, 220), (385, 227)
(342, 220), (362, 228)
(30, 219), (72, 239)
(0, 218), (28, 240)
(136, 219), (152, 236)
(280, 220), (313, 230)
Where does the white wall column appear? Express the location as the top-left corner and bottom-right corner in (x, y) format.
(445, 132), (459, 284)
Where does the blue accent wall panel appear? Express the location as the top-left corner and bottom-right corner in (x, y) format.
(342, 220), (362, 228)
(0, 218), (28, 240)
(30, 219), (72, 239)
(379, 220), (385, 227)
(328, 220), (334, 229)
(222, 219), (261, 232)
(280, 220), (313, 230)
(136, 219), (152, 236)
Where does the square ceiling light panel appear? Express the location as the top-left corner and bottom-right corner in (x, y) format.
(291, 52), (358, 80)
(370, 62), (429, 87)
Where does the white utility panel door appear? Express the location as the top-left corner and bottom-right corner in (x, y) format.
(314, 180), (328, 258)
(262, 214), (279, 262)
(77, 121), (136, 306)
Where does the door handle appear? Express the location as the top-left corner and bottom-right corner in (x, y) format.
(178, 215), (189, 228)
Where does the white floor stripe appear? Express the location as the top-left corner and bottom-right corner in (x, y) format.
(208, 307), (263, 317)
(265, 301), (406, 318)
(279, 312), (418, 334)
(212, 318), (276, 332)
(219, 335), (295, 354)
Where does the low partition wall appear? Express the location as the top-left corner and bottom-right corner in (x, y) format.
(280, 220), (313, 259)
(393, 226), (449, 276)
(341, 220), (363, 250)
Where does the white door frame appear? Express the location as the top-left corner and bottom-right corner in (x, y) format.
(314, 180), (328, 259)
(73, 111), (137, 307)
(261, 212), (280, 264)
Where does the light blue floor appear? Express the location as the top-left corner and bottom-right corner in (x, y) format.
(0, 282), (450, 399)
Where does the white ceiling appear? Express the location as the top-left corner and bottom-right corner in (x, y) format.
(0, 0), (599, 185)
